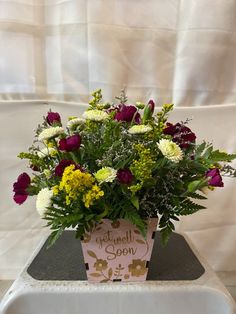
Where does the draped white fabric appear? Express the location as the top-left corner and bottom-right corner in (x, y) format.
(0, 0), (236, 105)
(0, 0), (236, 288)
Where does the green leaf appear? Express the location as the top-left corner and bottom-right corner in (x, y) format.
(46, 228), (63, 249)
(168, 221), (175, 230)
(130, 195), (139, 210)
(195, 142), (206, 158)
(124, 210), (147, 238)
(209, 150), (236, 162)
(187, 179), (207, 193)
(160, 226), (172, 247)
(178, 199), (206, 215)
(188, 192), (207, 200)
(203, 146), (213, 158)
(191, 161), (208, 172)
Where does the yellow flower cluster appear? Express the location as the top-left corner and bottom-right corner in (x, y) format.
(83, 185), (104, 208)
(129, 144), (155, 193)
(56, 165), (104, 207)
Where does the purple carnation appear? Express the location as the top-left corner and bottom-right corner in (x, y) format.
(114, 105), (140, 123)
(55, 159), (82, 177)
(163, 122), (196, 149)
(46, 111), (61, 126)
(117, 168), (134, 185)
(59, 134), (81, 152)
(13, 172), (31, 204)
(147, 100), (155, 113)
(206, 168), (224, 187)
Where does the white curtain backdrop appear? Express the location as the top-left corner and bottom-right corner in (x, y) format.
(0, 0), (236, 291)
(0, 0), (236, 105)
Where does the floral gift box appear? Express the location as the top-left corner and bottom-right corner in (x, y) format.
(13, 89), (236, 281)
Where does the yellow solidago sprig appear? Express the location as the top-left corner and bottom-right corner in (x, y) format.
(83, 185), (104, 208)
(58, 164), (104, 208)
(156, 103), (174, 134)
(129, 144), (155, 193)
(89, 89), (103, 108)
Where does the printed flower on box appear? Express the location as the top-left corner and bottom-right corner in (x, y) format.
(128, 259), (147, 277)
(94, 259), (108, 272)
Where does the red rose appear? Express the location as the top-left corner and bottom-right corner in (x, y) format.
(117, 168), (134, 185)
(163, 122), (196, 148)
(59, 134), (81, 152)
(46, 112), (61, 126)
(114, 105), (140, 123)
(206, 168), (224, 187)
(13, 172), (31, 204)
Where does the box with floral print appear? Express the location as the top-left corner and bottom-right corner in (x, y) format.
(81, 218), (158, 282)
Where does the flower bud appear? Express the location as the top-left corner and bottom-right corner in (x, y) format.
(46, 111), (61, 126)
(143, 99), (155, 123)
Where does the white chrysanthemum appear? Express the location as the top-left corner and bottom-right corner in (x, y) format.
(36, 188), (53, 217)
(128, 125), (152, 134)
(94, 167), (117, 184)
(82, 109), (109, 121)
(38, 127), (64, 141)
(157, 139), (183, 163)
(37, 147), (57, 158)
(67, 117), (85, 129)
(43, 169), (51, 178)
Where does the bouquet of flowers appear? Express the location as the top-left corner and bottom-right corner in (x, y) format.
(13, 89), (236, 247)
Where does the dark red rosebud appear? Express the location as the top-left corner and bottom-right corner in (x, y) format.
(163, 122), (196, 149)
(206, 168), (224, 187)
(143, 100), (155, 123)
(148, 100), (155, 113)
(13, 172), (31, 204)
(59, 134), (81, 152)
(114, 105), (140, 123)
(30, 164), (39, 171)
(46, 111), (61, 126)
(117, 168), (134, 185)
(55, 159), (82, 177)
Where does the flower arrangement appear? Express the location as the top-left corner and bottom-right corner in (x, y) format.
(13, 89), (236, 247)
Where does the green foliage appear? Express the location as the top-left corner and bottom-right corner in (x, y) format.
(208, 150), (236, 162)
(124, 209), (147, 238)
(187, 179), (208, 193)
(15, 89), (236, 248)
(155, 103), (174, 134)
(177, 198), (206, 215)
(89, 89), (103, 108)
